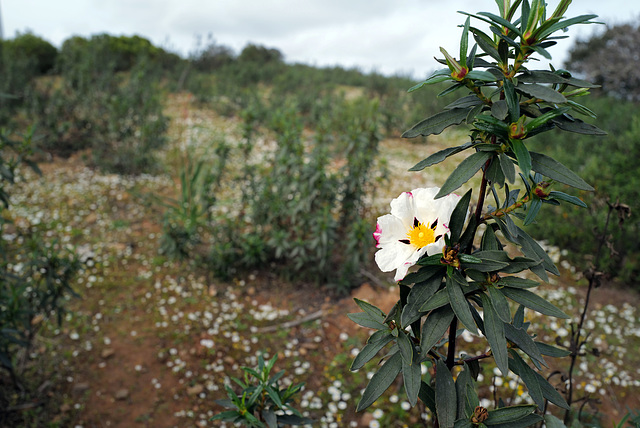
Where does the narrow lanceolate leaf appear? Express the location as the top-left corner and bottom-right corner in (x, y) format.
(436, 151), (492, 199)
(499, 152), (516, 183)
(510, 139), (531, 177)
(503, 79), (520, 122)
(408, 69), (453, 92)
(498, 276), (539, 288)
(535, 342), (571, 358)
(516, 83), (567, 104)
(356, 352), (403, 411)
(435, 359), (457, 428)
(402, 348), (422, 407)
(523, 197), (542, 226)
(354, 298), (386, 320)
(534, 370), (570, 409)
(347, 312), (388, 330)
(481, 293), (509, 376)
(514, 225), (559, 277)
(548, 190), (587, 208)
(486, 414), (543, 428)
(447, 276), (478, 335)
(504, 323), (546, 368)
(552, 115), (607, 135)
(350, 334), (394, 371)
(485, 404), (537, 425)
(409, 142), (473, 171)
(449, 189), (472, 243)
(420, 305), (455, 359)
(419, 381), (437, 414)
(487, 286), (511, 323)
(401, 275), (442, 327)
(403, 108), (471, 138)
(530, 151), (594, 190)
(397, 329), (415, 366)
(501, 287), (569, 319)
(544, 414), (566, 428)
(508, 350), (544, 408)
(466, 70), (497, 81)
(420, 288), (450, 312)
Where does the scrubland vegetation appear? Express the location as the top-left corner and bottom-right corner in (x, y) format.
(1, 21), (640, 427)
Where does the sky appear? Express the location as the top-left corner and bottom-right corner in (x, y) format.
(3, 0), (639, 78)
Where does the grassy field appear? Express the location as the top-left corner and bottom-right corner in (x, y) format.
(3, 93), (639, 428)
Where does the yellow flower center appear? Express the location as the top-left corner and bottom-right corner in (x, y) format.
(407, 222), (436, 248)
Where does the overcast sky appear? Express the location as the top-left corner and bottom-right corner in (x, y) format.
(3, 0), (639, 78)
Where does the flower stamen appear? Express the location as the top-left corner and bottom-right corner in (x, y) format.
(406, 218), (437, 248)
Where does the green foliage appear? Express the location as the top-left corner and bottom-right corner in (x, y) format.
(350, 1), (602, 426)
(0, 31), (58, 75)
(531, 94), (640, 285)
(211, 353), (313, 427)
(0, 130), (80, 386)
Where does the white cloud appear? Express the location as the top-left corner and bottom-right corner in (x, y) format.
(3, 0), (639, 77)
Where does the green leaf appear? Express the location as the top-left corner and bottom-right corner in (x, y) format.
(485, 404), (536, 425)
(536, 342), (571, 358)
(420, 288), (450, 312)
(354, 298), (386, 321)
(401, 275), (443, 327)
(400, 265), (445, 285)
(508, 350), (544, 408)
(356, 352), (403, 411)
(544, 414), (567, 428)
(552, 115), (607, 135)
(481, 226), (502, 251)
(534, 370), (570, 409)
(408, 69), (453, 92)
(466, 70), (497, 81)
(488, 286), (511, 323)
(420, 305), (455, 359)
(351, 334), (394, 371)
(403, 348), (422, 407)
(486, 414), (543, 428)
(510, 139), (531, 178)
(535, 14), (599, 40)
(403, 108), (471, 138)
(503, 79), (520, 122)
(211, 410), (242, 422)
(504, 323), (546, 367)
(498, 276), (539, 288)
(530, 151), (594, 190)
(262, 408), (278, 428)
(347, 312), (388, 330)
(447, 276), (478, 335)
(455, 366), (472, 419)
(481, 293), (509, 376)
(419, 381), (437, 414)
(548, 190), (587, 208)
(475, 11), (523, 37)
(397, 329), (415, 366)
(472, 28), (501, 62)
(525, 107), (570, 133)
(460, 17), (470, 68)
(409, 142), (473, 172)
(491, 100), (509, 121)
(449, 189), (472, 242)
(446, 95), (484, 110)
(516, 83), (567, 103)
(436, 151), (492, 199)
(514, 225), (559, 277)
(435, 359), (457, 428)
(499, 152), (516, 184)
(501, 287), (569, 318)
(468, 250), (510, 272)
(523, 197), (542, 226)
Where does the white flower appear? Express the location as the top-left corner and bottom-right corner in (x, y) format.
(373, 187), (462, 281)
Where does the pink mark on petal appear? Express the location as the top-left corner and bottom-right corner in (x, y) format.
(406, 191), (413, 197)
(373, 222), (383, 247)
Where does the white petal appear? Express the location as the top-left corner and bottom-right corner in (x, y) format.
(375, 214), (408, 246)
(393, 246), (428, 281)
(375, 241), (416, 274)
(389, 191), (416, 230)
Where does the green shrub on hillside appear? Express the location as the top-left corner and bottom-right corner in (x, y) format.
(530, 95), (640, 284)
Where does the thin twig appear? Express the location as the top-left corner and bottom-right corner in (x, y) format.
(256, 310), (325, 333)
